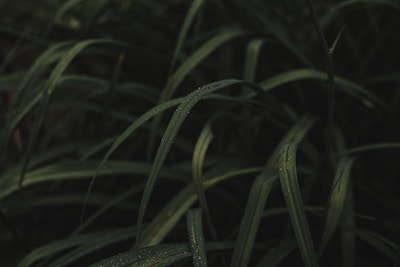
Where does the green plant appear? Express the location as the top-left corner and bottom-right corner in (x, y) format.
(1, 0), (400, 266)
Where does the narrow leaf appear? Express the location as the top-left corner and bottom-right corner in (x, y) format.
(187, 209), (208, 267)
(230, 169), (278, 267)
(279, 143), (319, 267)
(318, 157), (354, 256)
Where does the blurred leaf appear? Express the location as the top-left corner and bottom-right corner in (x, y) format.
(254, 68), (384, 107)
(170, 0), (205, 73)
(255, 238), (297, 267)
(17, 227), (136, 267)
(356, 229), (397, 260)
(345, 143), (400, 154)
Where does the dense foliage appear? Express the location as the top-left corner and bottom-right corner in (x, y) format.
(1, 0), (400, 266)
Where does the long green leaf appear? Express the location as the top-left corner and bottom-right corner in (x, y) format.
(187, 209), (208, 267)
(255, 238), (297, 267)
(160, 30), (244, 103)
(243, 38), (265, 82)
(0, 161), (179, 199)
(139, 165), (262, 246)
(169, 0), (205, 73)
(253, 68), (384, 107)
(318, 157), (354, 256)
(267, 116), (316, 167)
(147, 29), (244, 158)
(89, 243), (191, 267)
(18, 39), (122, 187)
(279, 143), (318, 267)
(230, 169), (278, 267)
(192, 123), (218, 242)
(136, 79), (243, 246)
(17, 227), (136, 267)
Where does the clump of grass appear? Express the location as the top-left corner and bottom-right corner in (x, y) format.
(1, 0), (400, 266)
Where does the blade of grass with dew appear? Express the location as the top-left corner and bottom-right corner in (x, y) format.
(160, 30), (244, 104)
(230, 168), (278, 267)
(255, 238), (298, 267)
(136, 79), (245, 246)
(91, 243), (192, 267)
(252, 68), (384, 108)
(318, 157), (354, 256)
(169, 0), (204, 73)
(16, 227), (136, 267)
(147, 29), (244, 156)
(243, 38), (265, 83)
(17, 39), (124, 188)
(93, 97), (184, 170)
(187, 209), (208, 267)
(81, 97), (185, 219)
(192, 123), (219, 242)
(90, 242), (235, 267)
(267, 116), (316, 167)
(279, 142), (319, 267)
(139, 165), (263, 246)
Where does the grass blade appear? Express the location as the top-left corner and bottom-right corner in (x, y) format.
(345, 143), (400, 154)
(147, 29), (244, 157)
(0, 161), (178, 199)
(17, 227), (136, 267)
(255, 238), (297, 267)
(356, 229), (397, 260)
(192, 123), (219, 242)
(318, 157), (354, 256)
(89, 243), (191, 267)
(230, 169), (278, 267)
(254, 68), (384, 107)
(341, 183), (355, 267)
(278, 142), (319, 267)
(169, 0), (205, 73)
(139, 165), (262, 246)
(267, 116), (316, 167)
(136, 79), (243, 246)
(187, 209), (208, 267)
(160, 30), (244, 103)
(243, 38), (265, 83)
(18, 39), (121, 187)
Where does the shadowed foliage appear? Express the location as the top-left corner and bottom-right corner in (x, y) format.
(1, 0), (400, 266)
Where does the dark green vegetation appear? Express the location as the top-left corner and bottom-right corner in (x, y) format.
(1, 0), (400, 266)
